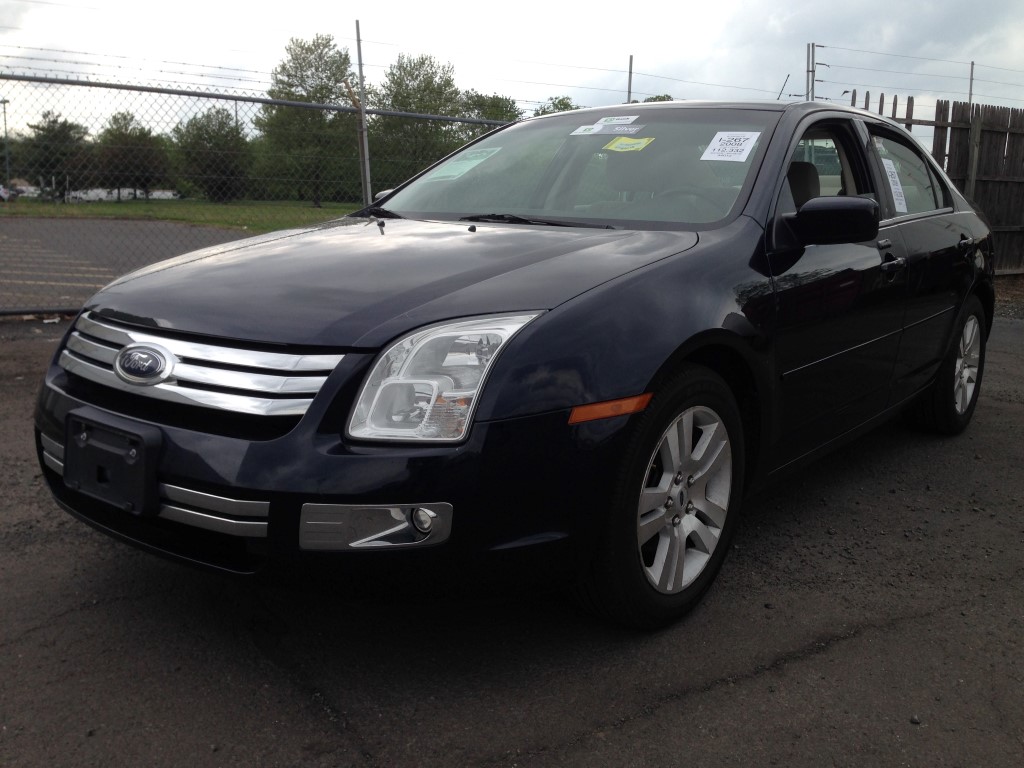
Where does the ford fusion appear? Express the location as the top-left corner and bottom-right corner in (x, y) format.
(35, 101), (994, 627)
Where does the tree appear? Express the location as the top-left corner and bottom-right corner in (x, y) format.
(254, 34), (361, 205)
(533, 96), (582, 116)
(96, 112), (170, 199)
(172, 108), (250, 202)
(460, 91), (522, 124)
(23, 111), (91, 198)
(368, 54), (467, 189)
(643, 94), (675, 102)
(458, 90), (522, 143)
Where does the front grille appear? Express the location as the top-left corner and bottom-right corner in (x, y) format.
(59, 312), (344, 418)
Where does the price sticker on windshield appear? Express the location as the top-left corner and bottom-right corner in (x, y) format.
(700, 132), (760, 162)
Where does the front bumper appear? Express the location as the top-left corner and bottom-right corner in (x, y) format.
(35, 361), (633, 575)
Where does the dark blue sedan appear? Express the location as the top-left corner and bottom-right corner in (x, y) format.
(35, 101), (994, 627)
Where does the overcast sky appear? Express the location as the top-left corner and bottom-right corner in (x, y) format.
(2, 0), (1023, 128)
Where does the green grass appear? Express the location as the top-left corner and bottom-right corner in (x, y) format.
(0, 198), (362, 234)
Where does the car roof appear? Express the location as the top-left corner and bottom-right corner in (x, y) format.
(534, 99), (893, 124)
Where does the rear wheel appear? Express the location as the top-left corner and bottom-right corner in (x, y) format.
(580, 365), (744, 629)
(908, 295), (987, 435)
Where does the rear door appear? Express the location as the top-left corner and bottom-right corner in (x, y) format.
(863, 124), (977, 404)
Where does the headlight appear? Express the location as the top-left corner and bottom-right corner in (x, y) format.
(348, 314), (540, 442)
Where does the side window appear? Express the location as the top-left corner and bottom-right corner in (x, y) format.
(779, 124), (872, 215)
(870, 133), (949, 216)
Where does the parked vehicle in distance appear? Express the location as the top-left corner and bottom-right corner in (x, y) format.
(35, 101), (994, 627)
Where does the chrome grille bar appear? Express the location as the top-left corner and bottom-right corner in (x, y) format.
(61, 312), (344, 417)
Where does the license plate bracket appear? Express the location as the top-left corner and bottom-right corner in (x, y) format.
(64, 407), (162, 516)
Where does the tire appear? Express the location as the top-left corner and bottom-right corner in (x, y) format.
(908, 294), (987, 435)
(579, 365), (745, 629)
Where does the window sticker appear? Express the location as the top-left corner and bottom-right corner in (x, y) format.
(603, 137), (656, 152)
(596, 115), (640, 125)
(570, 123), (646, 136)
(605, 124), (644, 135)
(881, 158), (908, 213)
(425, 148), (502, 180)
(700, 132), (761, 162)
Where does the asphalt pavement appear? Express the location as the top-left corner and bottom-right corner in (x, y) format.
(0, 218), (241, 313)
(1, 316), (1022, 767)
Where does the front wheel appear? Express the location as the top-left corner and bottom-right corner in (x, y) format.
(579, 366), (745, 629)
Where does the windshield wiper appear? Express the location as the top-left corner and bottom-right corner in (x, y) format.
(356, 205), (404, 219)
(459, 213), (616, 229)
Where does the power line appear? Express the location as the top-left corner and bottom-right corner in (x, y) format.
(826, 64), (971, 81)
(818, 44), (974, 67)
(633, 70), (778, 95)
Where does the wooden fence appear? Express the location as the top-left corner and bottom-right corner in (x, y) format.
(847, 91), (1024, 274)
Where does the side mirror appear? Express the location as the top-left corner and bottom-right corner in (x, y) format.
(374, 189), (394, 201)
(791, 196), (879, 245)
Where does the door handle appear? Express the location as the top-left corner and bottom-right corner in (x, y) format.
(876, 239), (892, 250)
(880, 255), (906, 274)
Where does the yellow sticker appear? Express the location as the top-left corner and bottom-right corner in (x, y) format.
(603, 137), (655, 152)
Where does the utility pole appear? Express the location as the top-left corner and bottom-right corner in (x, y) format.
(1, 97), (9, 190)
(355, 20), (373, 205)
(805, 44), (812, 100)
(627, 55), (633, 103)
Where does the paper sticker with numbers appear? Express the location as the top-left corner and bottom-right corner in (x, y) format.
(881, 158), (908, 213)
(700, 132), (761, 162)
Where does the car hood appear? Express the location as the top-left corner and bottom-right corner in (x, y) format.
(90, 217), (699, 347)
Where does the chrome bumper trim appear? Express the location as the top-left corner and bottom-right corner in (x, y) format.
(41, 433), (269, 538)
(299, 502), (454, 550)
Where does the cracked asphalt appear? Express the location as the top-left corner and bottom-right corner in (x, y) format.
(2, 315), (1022, 768)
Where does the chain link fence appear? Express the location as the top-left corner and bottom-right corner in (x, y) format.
(0, 74), (504, 314)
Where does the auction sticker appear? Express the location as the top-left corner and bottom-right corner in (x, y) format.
(700, 132), (760, 162)
(881, 158), (908, 213)
(426, 148), (502, 180)
(596, 115), (640, 125)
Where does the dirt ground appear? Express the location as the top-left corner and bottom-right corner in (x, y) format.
(2, 284), (1023, 768)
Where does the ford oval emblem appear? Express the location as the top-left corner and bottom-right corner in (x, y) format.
(113, 343), (174, 386)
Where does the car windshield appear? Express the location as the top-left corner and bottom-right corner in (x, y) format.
(383, 106), (780, 230)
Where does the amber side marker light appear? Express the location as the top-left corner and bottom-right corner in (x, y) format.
(568, 393), (653, 425)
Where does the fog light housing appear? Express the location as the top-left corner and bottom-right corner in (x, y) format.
(412, 507), (436, 534)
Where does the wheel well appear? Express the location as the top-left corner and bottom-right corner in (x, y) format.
(974, 282), (995, 336)
(654, 344), (763, 494)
